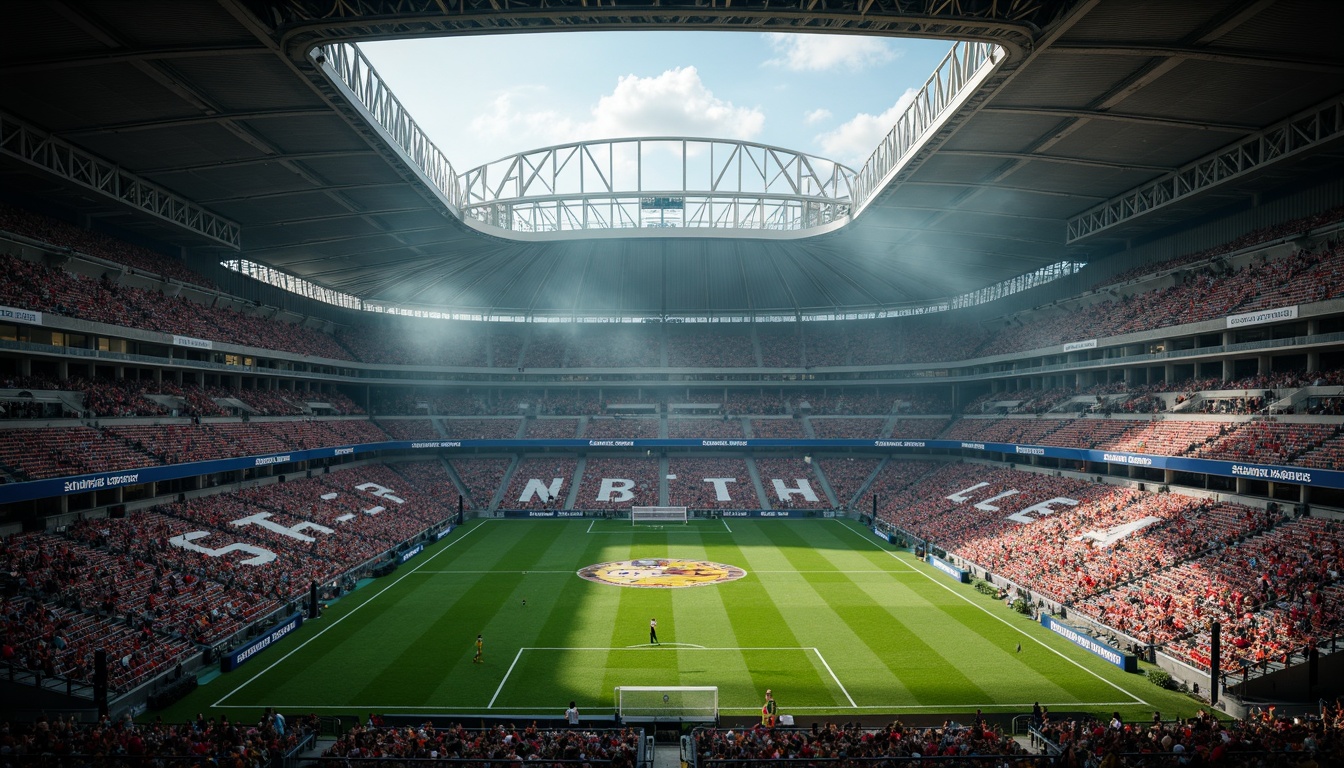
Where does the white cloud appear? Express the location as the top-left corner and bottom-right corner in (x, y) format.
(815, 88), (919, 166)
(583, 67), (764, 141)
(803, 108), (832, 125)
(466, 66), (763, 164)
(764, 33), (898, 72)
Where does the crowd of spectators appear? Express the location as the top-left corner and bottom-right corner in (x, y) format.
(1090, 204), (1344, 291)
(372, 392), (488, 417)
(500, 458), (577, 509)
(0, 461), (454, 692)
(668, 417), (744, 439)
(336, 323), (488, 367)
(376, 419), (441, 441)
(0, 250), (351, 361)
(0, 710), (321, 763)
(440, 418), (523, 440)
(0, 201), (215, 288)
(724, 393), (787, 415)
(667, 328), (756, 367)
(446, 458), (512, 510)
(526, 418), (581, 438)
(810, 417), (887, 439)
(573, 458), (660, 509)
(754, 458), (831, 509)
(0, 374), (358, 420)
(890, 418), (951, 440)
(801, 392), (895, 416)
(325, 722), (642, 766)
(665, 458), (755, 509)
(1035, 704), (1340, 767)
(565, 325), (661, 368)
(694, 720), (1032, 763)
(583, 417), (660, 439)
(748, 418), (806, 439)
(869, 461), (1344, 678)
(4, 201), (1344, 376)
(1075, 515), (1344, 674)
(817, 458), (881, 508)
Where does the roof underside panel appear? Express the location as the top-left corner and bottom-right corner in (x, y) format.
(1115, 60), (1344, 124)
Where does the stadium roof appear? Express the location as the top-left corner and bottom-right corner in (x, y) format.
(1, 0), (1343, 318)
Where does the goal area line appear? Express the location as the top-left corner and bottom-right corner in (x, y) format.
(489, 646), (853, 709)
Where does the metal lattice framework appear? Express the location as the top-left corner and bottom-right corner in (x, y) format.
(258, 0), (1054, 57)
(316, 42), (464, 212)
(459, 138), (856, 234)
(1067, 94), (1344, 243)
(0, 111), (241, 249)
(850, 39), (1004, 216)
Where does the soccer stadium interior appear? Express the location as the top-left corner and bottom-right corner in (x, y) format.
(1, 0), (1344, 764)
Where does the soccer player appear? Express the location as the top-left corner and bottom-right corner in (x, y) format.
(761, 689), (776, 727)
(649, 618), (658, 645)
(474, 634), (483, 663)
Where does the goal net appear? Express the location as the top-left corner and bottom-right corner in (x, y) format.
(631, 506), (688, 525)
(615, 685), (718, 723)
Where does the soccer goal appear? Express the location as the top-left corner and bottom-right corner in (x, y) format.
(631, 506), (688, 525)
(615, 685), (718, 723)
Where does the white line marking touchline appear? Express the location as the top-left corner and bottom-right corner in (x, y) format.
(211, 520), (489, 707)
(722, 518), (733, 533)
(811, 647), (857, 708)
(489, 648), (525, 708)
(835, 519), (1150, 707)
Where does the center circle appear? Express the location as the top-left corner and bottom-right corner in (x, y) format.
(577, 559), (747, 588)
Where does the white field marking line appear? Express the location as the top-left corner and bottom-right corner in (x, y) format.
(488, 648), (526, 708)
(822, 516), (919, 570)
(215, 701), (1141, 712)
(722, 518), (733, 533)
(751, 569), (913, 574)
(587, 518), (596, 533)
(625, 642), (707, 649)
(833, 519), (1150, 706)
(211, 520), (488, 707)
(420, 569), (900, 575)
(587, 530), (733, 534)
(810, 647), (857, 708)
(487, 646), (842, 710)
(524, 646), (815, 651)
(418, 570), (574, 574)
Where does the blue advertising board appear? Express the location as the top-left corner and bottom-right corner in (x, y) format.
(927, 555), (969, 583)
(1040, 615), (1137, 672)
(220, 613), (303, 672)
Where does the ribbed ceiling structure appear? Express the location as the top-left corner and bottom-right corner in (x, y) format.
(1, 0), (1342, 317)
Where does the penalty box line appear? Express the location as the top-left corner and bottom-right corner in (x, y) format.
(834, 518), (1150, 707)
(211, 519), (492, 708)
(488, 646), (856, 709)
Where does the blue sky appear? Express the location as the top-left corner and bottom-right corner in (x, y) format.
(360, 31), (955, 171)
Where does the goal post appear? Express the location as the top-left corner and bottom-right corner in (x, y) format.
(631, 506), (688, 525)
(615, 685), (718, 723)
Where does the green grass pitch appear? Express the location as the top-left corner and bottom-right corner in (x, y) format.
(162, 518), (1203, 723)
